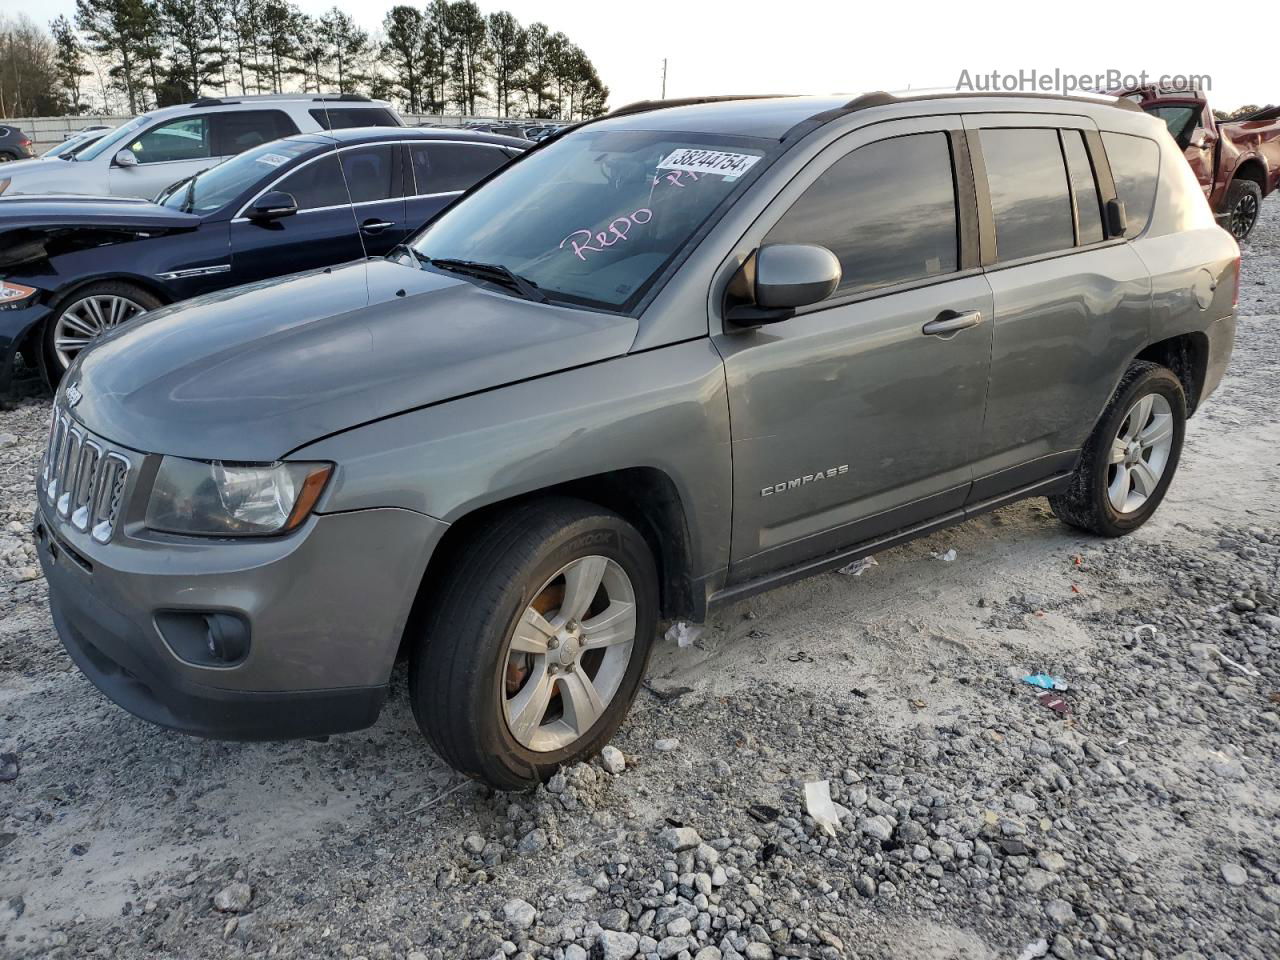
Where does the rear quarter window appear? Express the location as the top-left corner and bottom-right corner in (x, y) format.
(310, 108), (402, 130)
(1102, 132), (1160, 236)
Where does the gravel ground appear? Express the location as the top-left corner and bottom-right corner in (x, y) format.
(1, 197), (1278, 960)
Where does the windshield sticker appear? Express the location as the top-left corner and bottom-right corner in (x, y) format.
(256, 153), (291, 167)
(560, 208), (653, 261)
(658, 148), (761, 180)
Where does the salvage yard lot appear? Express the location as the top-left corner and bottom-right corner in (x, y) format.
(1, 197), (1278, 960)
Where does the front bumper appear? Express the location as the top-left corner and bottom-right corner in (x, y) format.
(36, 500), (447, 740)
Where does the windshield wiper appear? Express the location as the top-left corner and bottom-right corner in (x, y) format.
(427, 257), (548, 303)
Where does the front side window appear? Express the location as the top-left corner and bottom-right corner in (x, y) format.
(765, 132), (959, 297)
(128, 117), (212, 164)
(1145, 105), (1200, 148)
(77, 115), (148, 162)
(1103, 132), (1160, 236)
(339, 145), (397, 203)
(411, 129), (777, 310)
(213, 110), (299, 155)
(159, 139), (316, 214)
(981, 128), (1075, 261)
(274, 152), (349, 211)
(410, 142), (508, 194)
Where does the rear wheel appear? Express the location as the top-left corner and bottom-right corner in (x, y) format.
(0, 151), (16, 163)
(1224, 178), (1263, 240)
(1049, 361), (1186, 537)
(42, 281), (161, 383)
(409, 498), (658, 790)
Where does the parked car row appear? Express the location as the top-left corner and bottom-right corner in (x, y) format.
(27, 90), (1238, 789)
(0, 96), (525, 387)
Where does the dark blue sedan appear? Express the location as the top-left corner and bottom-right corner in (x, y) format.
(0, 127), (525, 385)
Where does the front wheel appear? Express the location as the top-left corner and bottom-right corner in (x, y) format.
(409, 498), (658, 790)
(1049, 361), (1186, 537)
(43, 281), (161, 383)
(1224, 178), (1263, 241)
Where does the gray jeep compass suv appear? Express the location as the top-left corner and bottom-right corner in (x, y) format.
(35, 91), (1238, 789)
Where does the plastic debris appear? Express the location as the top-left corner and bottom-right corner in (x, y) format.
(787, 650), (815, 663)
(1036, 692), (1072, 717)
(1216, 651), (1261, 678)
(666, 621), (703, 648)
(837, 556), (878, 576)
(1022, 673), (1069, 691)
(933, 548), (958, 562)
(1133, 623), (1159, 642)
(748, 804), (781, 823)
(1016, 939), (1050, 960)
(803, 780), (846, 837)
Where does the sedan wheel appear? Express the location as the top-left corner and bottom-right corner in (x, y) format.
(53, 294), (149, 369)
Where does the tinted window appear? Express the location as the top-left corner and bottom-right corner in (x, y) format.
(309, 107), (401, 130)
(981, 128), (1075, 261)
(1103, 132), (1160, 235)
(129, 117), (211, 164)
(1145, 105), (1199, 148)
(160, 139), (316, 214)
(339, 145), (396, 203)
(765, 132), (958, 296)
(275, 152), (349, 210)
(410, 142), (508, 194)
(1062, 131), (1104, 245)
(213, 110), (299, 155)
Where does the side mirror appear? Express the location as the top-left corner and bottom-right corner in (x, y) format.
(1106, 198), (1128, 238)
(113, 149), (138, 168)
(247, 191), (298, 222)
(727, 244), (842, 326)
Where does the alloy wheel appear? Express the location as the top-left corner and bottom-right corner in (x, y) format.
(502, 555), (637, 752)
(1106, 393), (1174, 514)
(54, 295), (148, 369)
(1230, 193), (1259, 239)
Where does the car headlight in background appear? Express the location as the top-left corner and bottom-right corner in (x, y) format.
(0, 280), (36, 309)
(145, 458), (332, 537)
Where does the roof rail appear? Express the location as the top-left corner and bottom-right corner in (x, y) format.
(190, 97), (240, 108)
(606, 94), (798, 119)
(314, 93), (372, 103)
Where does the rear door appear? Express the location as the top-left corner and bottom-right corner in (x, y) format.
(337, 142), (408, 255)
(964, 115), (1151, 498)
(228, 148), (364, 284)
(714, 117), (994, 581)
(211, 110), (300, 161)
(404, 140), (512, 233)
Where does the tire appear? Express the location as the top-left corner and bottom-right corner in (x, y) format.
(0, 151), (16, 163)
(1049, 361), (1186, 537)
(42, 281), (162, 384)
(1223, 178), (1263, 241)
(409, 497), (659, 790)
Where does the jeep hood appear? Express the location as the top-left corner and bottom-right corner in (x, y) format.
(0, 195), (200, 267)
(70, 258), (639, 460)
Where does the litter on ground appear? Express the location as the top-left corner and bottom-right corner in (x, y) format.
(837, 556), (878, 576)
(803, 780), (848, 837)
(666, 621), (703, 648)
(1022, 673), (1069, 691)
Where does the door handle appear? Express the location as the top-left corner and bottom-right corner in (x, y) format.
(922, 309), (984, 337)
(360, 219), (394, 234)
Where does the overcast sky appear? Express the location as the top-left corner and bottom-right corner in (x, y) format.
(20, 0), (1278, 112)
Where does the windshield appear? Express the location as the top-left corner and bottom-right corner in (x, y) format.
(158, 139), (316, 214)
(410, 128), (776, 311)
(77, 116), (148, 162)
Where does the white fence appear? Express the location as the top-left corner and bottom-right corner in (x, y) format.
(1, 113), (527, 155)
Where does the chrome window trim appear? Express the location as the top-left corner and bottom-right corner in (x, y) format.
(234, 139), (494, 218)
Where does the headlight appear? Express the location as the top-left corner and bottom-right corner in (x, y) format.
(0, 280), (37, 309)
(145, 457), (332, 537)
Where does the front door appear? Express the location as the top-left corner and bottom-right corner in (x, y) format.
(229, 148), (364, 284)
(713, 118), (994, 582)
(108, 115), (217, 199)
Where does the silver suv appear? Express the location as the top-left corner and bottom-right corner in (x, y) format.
(35, 92), (1238, 789)
(0, 94), (402, 200)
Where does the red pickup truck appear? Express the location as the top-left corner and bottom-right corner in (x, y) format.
(1116, 87), (1279, 240)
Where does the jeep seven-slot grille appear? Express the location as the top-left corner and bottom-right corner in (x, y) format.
(41, 406), (130, 544)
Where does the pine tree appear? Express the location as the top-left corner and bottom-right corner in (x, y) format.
(50, 15), (91, 113)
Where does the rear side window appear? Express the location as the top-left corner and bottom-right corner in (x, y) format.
(275, 152), (349, 210)
(409, 142), (508, 194)
(1103, 133), (1160, 236)
(339, 145), (397, 203)
(213, 110), (299, 155)
(309, 107), (402, 130)
(1061, 131), (1104, 245)
(981, 128), (1075, 261)
(764, 132), (959, 296)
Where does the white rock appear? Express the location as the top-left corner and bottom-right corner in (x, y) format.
(596, 930), (639, 960)
(654, 738), (680, 752)
(1221, 863), (1248, 886)
(502, 898), (536, 930)
(212, 882), (252, 913)
(658, 826), (701, 851)
(601, 744), (626, 774)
